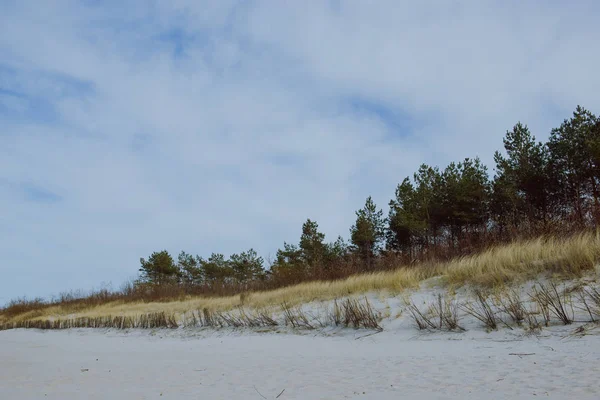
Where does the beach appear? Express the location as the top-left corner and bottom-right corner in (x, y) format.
(1, 325), (598, 400)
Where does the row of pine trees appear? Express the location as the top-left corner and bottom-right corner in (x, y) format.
(138, 106), (600, 292)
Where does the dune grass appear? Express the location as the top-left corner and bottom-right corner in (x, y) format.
(2, 231), (599, 326)
(444, 231), (600, 287)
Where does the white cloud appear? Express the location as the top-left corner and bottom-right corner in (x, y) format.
(1, 0), (599, 300)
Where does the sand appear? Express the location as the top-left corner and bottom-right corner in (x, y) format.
(1, 325), (599, 400)
(2, 279), (600, 399)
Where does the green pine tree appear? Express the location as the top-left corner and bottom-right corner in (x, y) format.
(299, 219), (327, 269)
(229, 249), (265, 284)
(548, 106), (600, 223)
(350, 196), (385, 268)
(139, 250), (179, 285)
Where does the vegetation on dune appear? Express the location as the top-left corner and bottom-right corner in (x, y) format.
(2, 224), (599, 327)
(2, 105), (600, 325)
(129, 105), (600, 293)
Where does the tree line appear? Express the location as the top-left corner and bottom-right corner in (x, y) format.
(138, 106), (600, 293)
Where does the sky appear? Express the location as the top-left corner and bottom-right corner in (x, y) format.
(1, 0), (600, 303)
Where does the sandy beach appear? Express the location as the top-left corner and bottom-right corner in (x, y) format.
(1, 325), (599, 400)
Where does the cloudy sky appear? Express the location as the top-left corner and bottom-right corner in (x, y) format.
(1, 1), (599, 302)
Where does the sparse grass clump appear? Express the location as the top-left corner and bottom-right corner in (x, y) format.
(531, 283), (574, 325)
(461, 290), (502, 331)
(281, 302), (314, 330)
(339, 297), (382, 331)
(214, 309), (279, 328)
(202, 308), (217, 327)
(179, 308), (278, 329)
(280, 297), (382, 331)
(407, 294), (463, 331)
(523, 309), (544, 333)
(329, 300), (342, 326)
(576, 286), (600, 322)
(494, 289), (527, 326)
(431, 294), (464, 331)
(407, 301), (437, 330)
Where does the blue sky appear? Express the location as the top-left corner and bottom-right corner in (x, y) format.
(1, 1), (599, 303)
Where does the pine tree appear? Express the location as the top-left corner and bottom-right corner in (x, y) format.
(325, 236), (349, 261)
(548, 106), (600, 224)
(388, 178), (419, 255)
(490, 172), (520, 235)
(139, 250), (179, 285)
(441, 158), (490, 243)
(177, 251), (202, 286)
(271, 242), (305, 283)
(229, 249), (265, 284)
(388, 165), (443, 257)
(350, 196), (385, 268)
(200, 253), (233, 285)
(299, 219), (327, 269)
(493, 122), (550, 229)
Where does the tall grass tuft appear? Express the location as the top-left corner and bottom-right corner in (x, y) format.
(531, 283), (573, 325)
(339, 297), (382, 331)
(494, 289), (527, 326)
(407, 294), (463, 331)
(461, 290), (502, 331)
(281, 302), (314, 329)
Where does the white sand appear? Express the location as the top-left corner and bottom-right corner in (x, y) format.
(2, 280), (600, 399)
(1, 325), (599, 399)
